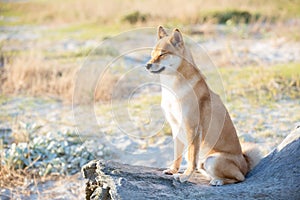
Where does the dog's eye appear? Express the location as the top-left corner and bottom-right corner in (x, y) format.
(159, 53), (168, 58)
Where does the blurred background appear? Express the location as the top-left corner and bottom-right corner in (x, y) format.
(1, 0), (300, 100)
(0, 0), (300, 199)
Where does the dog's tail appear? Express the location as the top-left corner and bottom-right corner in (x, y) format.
(242, 143), (262, 171)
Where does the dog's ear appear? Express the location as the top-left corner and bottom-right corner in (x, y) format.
(170, 28), (183, 47)
(157, 26), (168, 40)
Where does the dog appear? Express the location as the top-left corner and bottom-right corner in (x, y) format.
(145, 26), (261, 185)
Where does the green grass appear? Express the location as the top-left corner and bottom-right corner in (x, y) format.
(0, 2), (23, 26)
(218, 63), (300, 103)
(53, 23), (123, 40)
(0, 95), (10, 105)
(0, 95), (16, 120)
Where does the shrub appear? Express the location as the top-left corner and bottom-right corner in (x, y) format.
(122, 11), (149, 24)
(207, 10), (261, 24)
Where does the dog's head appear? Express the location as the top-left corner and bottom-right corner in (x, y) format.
(146, 26), (184, 75)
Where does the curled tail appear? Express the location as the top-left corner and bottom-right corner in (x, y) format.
(242, 143), (262, 171)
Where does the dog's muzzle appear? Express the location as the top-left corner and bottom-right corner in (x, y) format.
(145, 63), (165, 74)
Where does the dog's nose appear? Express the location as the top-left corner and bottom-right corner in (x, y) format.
(146, 63), (152, 69)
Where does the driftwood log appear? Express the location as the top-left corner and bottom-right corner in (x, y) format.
(82, 127), (300, 200)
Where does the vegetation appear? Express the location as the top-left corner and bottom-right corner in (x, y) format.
(122, 11), (149, 24)
(210, 10), (261, 24)
(219, 63), (300, 103)
(1, 51), (298, 103)
(0, 53), (118, 102)
(1, 0), (300, 39)
(1, 0), (300, 26)
(0, 121), (108, 195)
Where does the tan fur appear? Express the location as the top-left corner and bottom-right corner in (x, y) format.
(242, 143), (262, 171)
(146, 26), (261, 186)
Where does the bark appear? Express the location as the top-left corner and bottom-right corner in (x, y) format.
(82, 127), (300, 200)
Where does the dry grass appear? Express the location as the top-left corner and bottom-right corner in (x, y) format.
(1, 141), (50, 197)
(0, 54), (299, 103)
(0, 53), (118, 102)
(0, 165), (36, 196)
(2, 0), (300, 26)
(94, 72), (119, 102)
(0, 163), (61, 197)
(1, 53), (75, 100)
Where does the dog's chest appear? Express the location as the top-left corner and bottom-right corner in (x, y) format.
(161, 87), (191, 145)
(161, 88), (183, 125)
(160, 75), (192, 126)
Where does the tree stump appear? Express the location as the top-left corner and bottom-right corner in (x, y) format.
(82, 127), (300, 200)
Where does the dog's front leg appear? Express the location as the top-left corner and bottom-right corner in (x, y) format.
(175, 126), (199, 182)
(163, 137), (184, 175)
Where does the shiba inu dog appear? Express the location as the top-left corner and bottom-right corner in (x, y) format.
(145, 26), (261, 185)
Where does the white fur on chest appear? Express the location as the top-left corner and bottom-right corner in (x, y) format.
(160, 75), (184, 125)
(161, 87), (182, 125)
(161, 86), (187, 144)
(160, 75), (199, 145)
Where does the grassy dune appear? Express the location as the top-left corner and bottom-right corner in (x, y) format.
(1, 0), (300, 40)
(2, 0), (300, 26)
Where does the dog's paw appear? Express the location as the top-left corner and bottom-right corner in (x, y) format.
(209, 179), (224, 186)
(173, 173), (180, 180)
(173, 173), (190, 183)
(163, 168), (178, 175)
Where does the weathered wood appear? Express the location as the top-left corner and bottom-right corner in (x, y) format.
(82, 127), (300, 200)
